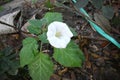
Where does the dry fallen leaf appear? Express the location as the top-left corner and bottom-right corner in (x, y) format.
(50, 74), (61, 80)
(0, 10), (20, 34)
(94, 13), (111, 35)
(58, 68), (68, 76)
(21, 14), (36, 37)
(70, 71), (76, 80)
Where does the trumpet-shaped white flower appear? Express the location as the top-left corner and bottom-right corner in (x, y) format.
(47, 21), (73, 48)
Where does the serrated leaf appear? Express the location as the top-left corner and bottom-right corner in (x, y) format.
(91, 0), (103, 9)
(28, 25), (41, 34)
(28, 19), (46, 34)
(94, 13), (111, 34)
(102, 5), (114, 19)
(28, 53), (54, 80)
(44, 12), (63, 24)
(38, 32), (49, 43)
(54, 41), (85, 67)
(74, 0), (89, 8)
(29, 19), (46, 28)
(20, 37), (38, 67)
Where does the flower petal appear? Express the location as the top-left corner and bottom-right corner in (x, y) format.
(48, 36), (70, 48)
(47, 23), (56, 38)
(47, 21), (73, 48)
(53, 21), (73, 37)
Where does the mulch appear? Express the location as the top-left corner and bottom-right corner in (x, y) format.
(0, 0), (120, 80)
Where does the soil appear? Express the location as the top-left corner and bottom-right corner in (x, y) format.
(0, 0), (120, 80)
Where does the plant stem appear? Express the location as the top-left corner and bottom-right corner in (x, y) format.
(0, 20), (30, 34)
(40, 42), (43, 52)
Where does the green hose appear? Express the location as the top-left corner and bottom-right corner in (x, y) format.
(72, 0), (120, 48)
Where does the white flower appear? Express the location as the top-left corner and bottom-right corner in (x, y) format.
(47, 21), (73, 48)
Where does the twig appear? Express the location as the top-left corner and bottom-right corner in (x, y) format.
(81, 36), (107, 41)
(0, 20), (30, 34)
(0, 20), (16, 29)
(111, 27), (120, 35)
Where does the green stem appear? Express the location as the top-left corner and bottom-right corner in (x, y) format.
(40, 42), (43, 52)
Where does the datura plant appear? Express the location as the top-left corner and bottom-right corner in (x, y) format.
(20, 12), (85, 80)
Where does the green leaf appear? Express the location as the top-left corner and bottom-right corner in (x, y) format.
(20, 37), (38, 67)
(44, 0), (54, 8)
(7, 60), (19, 75)
(27, 25), (41, 35)
(74, 0), (89, 8)
(91, 0), (103, 9)
(44, 12), (63, 24)
(0, 59), (9, 72)
(28, 53), (54, 80)
(28, 19), (46, 34)
(0, 46), (19, 76)
(29, 19), (46, 28)
(102, 5), (114, 19)
(54, 41), (85, 67)
(38, 32), (48, 43)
